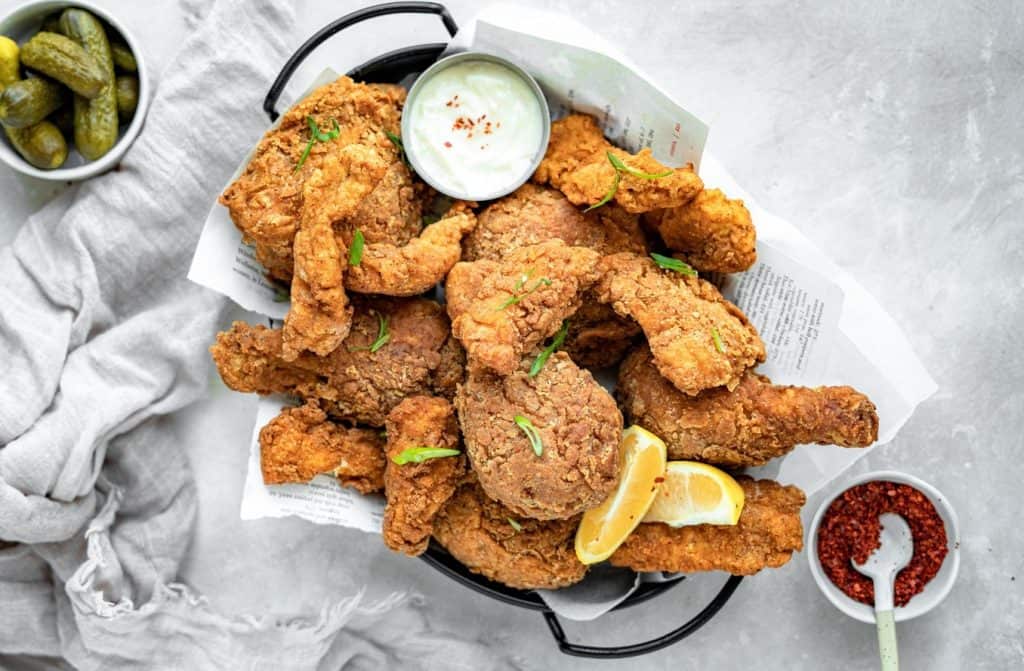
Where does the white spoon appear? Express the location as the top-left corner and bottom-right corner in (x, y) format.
(852, 512), (913, 671)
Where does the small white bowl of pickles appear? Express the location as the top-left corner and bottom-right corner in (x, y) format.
(0, 0), (148, 180)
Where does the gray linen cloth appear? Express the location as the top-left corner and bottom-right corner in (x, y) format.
(0, 1), (519, 668)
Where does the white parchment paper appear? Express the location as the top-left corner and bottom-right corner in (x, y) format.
(188, 3), (935, 621)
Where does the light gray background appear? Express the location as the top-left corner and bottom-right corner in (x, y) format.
(1, 1), (1021, 669)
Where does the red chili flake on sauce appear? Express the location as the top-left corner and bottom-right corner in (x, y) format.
(817, 481), (947, 607)
(443, 141), (452, 148)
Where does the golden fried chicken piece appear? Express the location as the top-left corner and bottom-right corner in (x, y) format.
(646, 188), (757, 273)
(433, 479), (587, 589)
(220, 77), (406, 282)
(382, 396), (467, 556)
(345, 202), (477, 296)
(533, 114), (703, 213)
(609, 478), (805, 575)
(594, 253), (765, 395)
(462, 184), (646, 261)
(447, 240), (601, 375)
(617, 345), (879, 467)
(211, 297), (461, 425)
(282, 146), (390, 360)
(340, 160), (425, 249)
(456, 353), (622, 520)
(259, 400), (385, 493)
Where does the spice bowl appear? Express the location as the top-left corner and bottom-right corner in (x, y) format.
(807, 470), (960, 624)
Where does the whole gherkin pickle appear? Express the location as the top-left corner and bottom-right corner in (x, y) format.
(59, 9), (118, 160)
(110, 41), (136, 72)
(19, 32), (105, 98)
(0, 77), (65, 128)
(114, 74), (138, 122)
(5, 120), (68, 169)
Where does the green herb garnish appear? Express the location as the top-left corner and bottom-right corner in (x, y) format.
(392, 446), (461, 465)
(529, 320), (569, 377)
(508, 518), (523, 532)
(586, 150), (673, 211)
(496, 269), (553, 310)
(514, 415), (543, 456)
(348, 312), (390, 353)
(349, 229), (365, 267)
(272, 287), (290, 303)
(650, 253), (697, 277)
(295, 116), (341, 172)
(711, 326), (726, 353)
(385, 129), (411, 168)
(607, 151), (674, 180)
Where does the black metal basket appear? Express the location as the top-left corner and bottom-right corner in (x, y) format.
(263, 1), (742, 659)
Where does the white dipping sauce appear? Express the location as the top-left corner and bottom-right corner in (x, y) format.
(406, 60), (546, 199)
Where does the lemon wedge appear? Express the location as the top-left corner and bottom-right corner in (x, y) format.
(575, 426), (667, 564)
(642, 461), (745, 527)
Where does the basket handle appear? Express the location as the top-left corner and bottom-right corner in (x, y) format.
(263, 1), (458, 121)
(542, 575), (743, 659)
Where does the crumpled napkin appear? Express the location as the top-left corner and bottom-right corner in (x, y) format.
(0, 1), (520, 668)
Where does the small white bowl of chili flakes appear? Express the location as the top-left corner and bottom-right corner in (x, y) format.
(807, 470), (961, 623)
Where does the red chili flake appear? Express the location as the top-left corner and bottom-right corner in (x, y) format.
(443, 141), (452, 148)
(654, 476), (665, 484)
(817, 481), (948, 607)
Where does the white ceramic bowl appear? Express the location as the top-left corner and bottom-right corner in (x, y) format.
(0, 0), (149, 180)
(807, 470), (960, 623)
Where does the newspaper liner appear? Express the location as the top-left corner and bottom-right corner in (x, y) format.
(189, 4), (936, 622)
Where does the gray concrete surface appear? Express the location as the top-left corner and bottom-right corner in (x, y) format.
(1, 1), (1021, 668)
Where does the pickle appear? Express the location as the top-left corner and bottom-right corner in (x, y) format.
(0, 77), (65, 128)
(110, 41), (136, 72)
(114, 74), (137, 122)
(19, 32), (105, 98)
(59, 9), (118, 160)
(0, 36), (19, 88)
(5, 121), (68, 169)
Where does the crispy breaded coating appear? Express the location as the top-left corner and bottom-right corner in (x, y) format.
(447, 240), (601, 375)
(259, 401), (385, 493)
(346, 202), (477, 296)
(340, 160), (425, 248)
(462, 184), (646, 261)
(617, 345), (879, 467)
(610, 478), (806, 575)
(433, 479), (587, 589)
(220, 77), (406, 282)
(282, 146), (390, 360)
(456, 353), (622, 520)
(211, 297), (460, 425)
(646, 188), (757, 273)
(594, 253), (765, 395)
(383, 396), (467, 556)
(533, 114), (703, 213)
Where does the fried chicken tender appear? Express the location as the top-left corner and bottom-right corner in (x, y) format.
(447, 240), (601, 375)
(462, 184), (646, 261)
(383, 396), (467, 556)
(533, 114), (703, 213)
(646, 188), (757, 273)
(259, 400), (385, 493)
(220, 77), (406, 282)
(211, 297), (461, 425)
(340, 160), (425, 249)
(610, 478), (806, 575)
(433, 479), (587, 589)
(595, 253), (765, 395)
(456, 353), (622, 520)
(617, 346), (879, 467)
(345, 202), (477, 296)
(282, 146), (390, 360)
